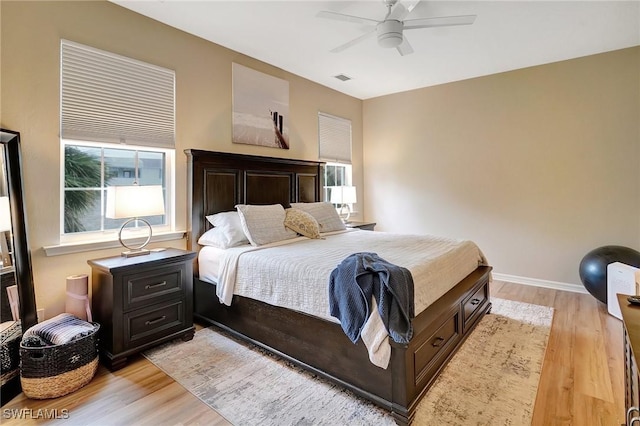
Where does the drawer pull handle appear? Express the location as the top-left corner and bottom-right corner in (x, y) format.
(628, 407), (640, 424)
(432, 337), (445, 348)
(470, 298), (481, 306)
(145, 281), (167, 290)
(145, 315), (166, 326)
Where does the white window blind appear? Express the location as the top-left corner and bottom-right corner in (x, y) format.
(61, 40), (175, 148)
(318, 112), (352, 164)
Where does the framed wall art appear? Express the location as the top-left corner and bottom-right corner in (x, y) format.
(232, 63), (289, 149)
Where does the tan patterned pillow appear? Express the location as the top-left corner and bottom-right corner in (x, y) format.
(284, 208), (321, 239)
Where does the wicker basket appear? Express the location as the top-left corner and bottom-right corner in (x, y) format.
(20, 323), (100, 399)
(1, 321), (22, 385)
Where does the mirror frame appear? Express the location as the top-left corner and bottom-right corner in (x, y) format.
(0, 129), (37, 406)
(0, 129), (37, 330)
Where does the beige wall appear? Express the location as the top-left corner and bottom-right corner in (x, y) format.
(364, 47), (640, 285)
(0, 1), (363, 318)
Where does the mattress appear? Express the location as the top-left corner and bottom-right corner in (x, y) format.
(199, 229), (487, 322)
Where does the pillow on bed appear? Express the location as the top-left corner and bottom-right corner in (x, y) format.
(290, 202), (346, 233)
(199, 211), (249, 248)
(284, 208), (321, 239)
(236, 204), (297, 246)
(205, 211), (240, 228)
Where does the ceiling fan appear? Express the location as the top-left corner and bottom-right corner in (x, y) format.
(317, 0), (476, 56)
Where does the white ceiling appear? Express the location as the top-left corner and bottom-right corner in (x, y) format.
(112, 1), (640, 100)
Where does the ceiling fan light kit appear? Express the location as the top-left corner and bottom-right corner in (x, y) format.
(377, 20), (403, 48)
(318, 0), (476, 56)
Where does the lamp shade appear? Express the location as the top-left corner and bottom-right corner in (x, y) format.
(329, 186), (357, 204)
(0, 196), (11, 232)
(106, 185), (165, 219)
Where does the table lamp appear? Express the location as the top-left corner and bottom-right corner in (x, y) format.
(106, 185), (165, 257)
(329, 185), (357, 223)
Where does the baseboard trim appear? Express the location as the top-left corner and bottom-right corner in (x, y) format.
(492, 272), (589, 295)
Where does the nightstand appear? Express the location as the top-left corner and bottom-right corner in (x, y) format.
(88, 248), (196, 370)
(346, 221), (377, 231)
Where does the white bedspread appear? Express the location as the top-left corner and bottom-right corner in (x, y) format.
(198, 246), (227, 282)
(199, 229), (487, 368)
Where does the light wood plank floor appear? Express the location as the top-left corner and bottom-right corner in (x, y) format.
(1, 281), (625, 425)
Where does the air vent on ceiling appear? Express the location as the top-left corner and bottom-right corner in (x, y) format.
(334, 74), (352, 82)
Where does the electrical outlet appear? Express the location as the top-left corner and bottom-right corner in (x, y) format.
(37, 308), (45, 322)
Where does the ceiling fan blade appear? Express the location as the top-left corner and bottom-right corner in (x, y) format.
(404, 14), (477, 30)
(396, 36), (414, 56)
(390, 0), (422, 20)
(316, 10), (379, 26)
(330, 29), (376, 53)
(404, 0), (422, 14)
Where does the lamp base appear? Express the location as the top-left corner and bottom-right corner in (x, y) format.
(338, 204), (352, 224)
(118, 218), (153, 258)
(121, 248), (151, 258)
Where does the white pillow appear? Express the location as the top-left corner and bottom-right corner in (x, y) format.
(236, 204), (297, 246)
(198, 211), (249, 248)
(290, 202), (346, 233)
(206, 211), (242, 229)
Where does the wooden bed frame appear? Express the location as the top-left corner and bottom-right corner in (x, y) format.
(185, 149), (492, 424)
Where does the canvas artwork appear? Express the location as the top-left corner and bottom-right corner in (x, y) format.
(232, 63), (290, 149)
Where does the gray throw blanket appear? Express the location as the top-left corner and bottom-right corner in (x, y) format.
(22, 313), (96, 347)
(329, 252), (414, 344)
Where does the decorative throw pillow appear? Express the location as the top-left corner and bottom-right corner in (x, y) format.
(290, 202), (346, 233)
(284, 208), (321, 239)
(236, 204), (297, 246)
(199, 211), (249, 249)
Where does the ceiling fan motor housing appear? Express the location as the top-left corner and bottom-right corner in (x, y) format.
(377, 20), (403, 48)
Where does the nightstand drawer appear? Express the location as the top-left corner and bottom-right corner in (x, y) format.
(124, 301), (185, 349)
(124, 265), (185, 311)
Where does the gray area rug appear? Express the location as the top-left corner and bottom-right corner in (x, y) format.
(144, 298), (553, 425)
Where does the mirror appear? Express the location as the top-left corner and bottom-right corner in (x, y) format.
(0, 129), (37, 405)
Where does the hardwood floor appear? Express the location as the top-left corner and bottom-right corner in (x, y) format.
(492, 281), (624, 426)
(1, 281), (625, 425)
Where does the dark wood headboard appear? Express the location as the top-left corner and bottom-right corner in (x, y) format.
(185, 150), (324, 263)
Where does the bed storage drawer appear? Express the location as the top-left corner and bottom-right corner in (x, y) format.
(414, 308), (460, 385)
(462, 279), (489, 332)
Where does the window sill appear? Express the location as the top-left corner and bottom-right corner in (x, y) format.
(42, 230), (186, 257)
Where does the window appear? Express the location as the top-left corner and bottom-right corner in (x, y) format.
(60, 40), (175, 244)
(324, 163), (352, 206)
(61, 141), (174, 242)
(318, 112), (353, 205)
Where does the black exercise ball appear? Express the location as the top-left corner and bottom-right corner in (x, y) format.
(579, 245), (640, 304)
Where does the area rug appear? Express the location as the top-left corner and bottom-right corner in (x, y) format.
(143, 298), (553, 425)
